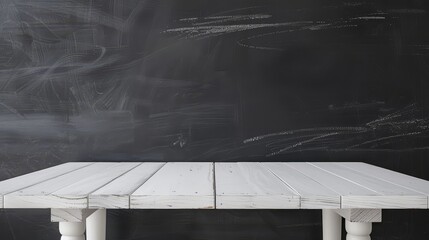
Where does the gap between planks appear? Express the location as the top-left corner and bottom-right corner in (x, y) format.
(126, 163), (168, 209)
(0, 162), (96, 208)
(85, 162), (145, 209)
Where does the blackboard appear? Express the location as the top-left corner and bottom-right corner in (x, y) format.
(1, 0), (428, 239)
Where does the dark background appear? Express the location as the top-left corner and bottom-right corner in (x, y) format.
(1, 0), (429, 239)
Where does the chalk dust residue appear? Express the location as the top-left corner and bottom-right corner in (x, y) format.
(164, 8), (401, 51)
(244, 104), (429, 157)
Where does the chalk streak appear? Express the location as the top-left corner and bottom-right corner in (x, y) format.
(267, 132), (340, 156)
(347, 132), (422, 149)
(244, 126), (367, 143)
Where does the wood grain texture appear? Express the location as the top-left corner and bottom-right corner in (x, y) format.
(130, 162), (214, 209)
(334, 209), (382, 222)
(287, 162), (378, 208)
(4, 163), (140, 209)
(310, 162), (428, 209)
(1, 162), (428, 210)
(89, 162), (165, 208)
(51, 208), (96, 222)
(288, 163), (428, 209)
(215, 162), (300, 209)
(0, 162), (93, 208)
(339, 162), (429, 209)
(263, 162), (340, 209)
(341, 195), (427, 209)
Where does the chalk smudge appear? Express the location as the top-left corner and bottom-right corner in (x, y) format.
(244, 104), (429, 157)
(165, 10), (405, 51)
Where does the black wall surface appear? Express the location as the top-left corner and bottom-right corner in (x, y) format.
(1, 0), (429, 239)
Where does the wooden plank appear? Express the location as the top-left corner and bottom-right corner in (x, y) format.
(89, 162), (165, 208)
(287, 163), (381, 209)
(334, 209), (382, 223)
(51, 209), (96, 222)
(0, 162), (93, 208)
(4, 162), (140, 209)
(263, 162), (340, 209)
(310, 162), (427, 209)
(3, 161), (429, 210)
(287, 163), (376, 195)
(131, 162), (214, 209)
(215, 162), (300, 209)
(338, 162), (429, 198)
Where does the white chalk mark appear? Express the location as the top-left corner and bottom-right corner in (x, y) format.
(192, 14), (272, 26)
(267, 132), (340, 156)
(347, 132), (422, 149)
(244, 127), (367, 143)
(164, 21), (314, 40)
(351, 16), (386, 20)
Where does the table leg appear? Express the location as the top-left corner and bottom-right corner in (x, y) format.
(345, 220), (372, 240)
(86, 209), (106, 240)
(322, 209), (342, 240)
(59, 222), (86, 240)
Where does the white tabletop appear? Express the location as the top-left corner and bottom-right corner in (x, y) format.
(1, 162), (428, 209)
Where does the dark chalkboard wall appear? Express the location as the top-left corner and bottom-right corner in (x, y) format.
(1, 0), (429, 239)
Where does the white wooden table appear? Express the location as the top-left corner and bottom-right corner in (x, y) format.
(1, 162), (429, 240)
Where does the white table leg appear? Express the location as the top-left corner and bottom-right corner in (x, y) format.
(322, 209), (342, 240)
(59, 222), (86, 240)
(86, 209), (106, 240)
(345, 220), (372, 240)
